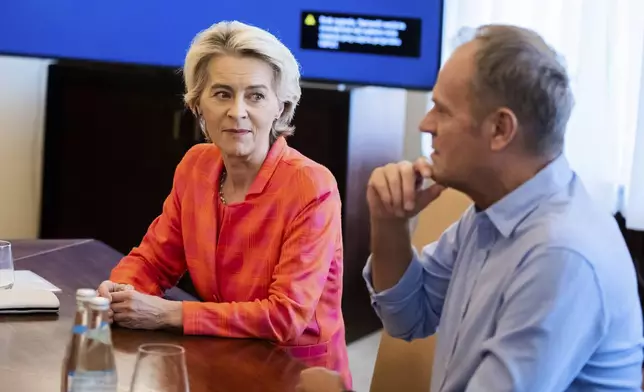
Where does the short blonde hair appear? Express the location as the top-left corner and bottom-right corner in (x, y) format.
(183, 21), (302, 137)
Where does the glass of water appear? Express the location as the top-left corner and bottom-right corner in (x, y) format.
(0, 241), (14, 289)
(130, 343), (189, 392)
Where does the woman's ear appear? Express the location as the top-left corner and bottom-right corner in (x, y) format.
(195, 106), (206, 132)
(276, 101), (287, 121)
(280, 101), (286, 117)
(199, 116), (206, 133)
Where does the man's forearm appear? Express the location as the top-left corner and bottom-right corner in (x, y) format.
(370, 218), (414, 292)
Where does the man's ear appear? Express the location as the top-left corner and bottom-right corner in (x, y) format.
(488, 107), (518, 152)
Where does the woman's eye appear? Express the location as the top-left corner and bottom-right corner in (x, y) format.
(214, 91), (230, 99)
(250, 93), (265, 101)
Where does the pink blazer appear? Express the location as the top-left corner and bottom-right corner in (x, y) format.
(109, 137), (352, 388)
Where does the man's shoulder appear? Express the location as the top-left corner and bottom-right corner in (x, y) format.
(516, 188), (629, 265)
(514, 193), (636, 312)
(516, 199), (641, 337)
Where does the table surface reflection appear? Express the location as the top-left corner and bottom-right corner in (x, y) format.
(0, 239), (306, 392)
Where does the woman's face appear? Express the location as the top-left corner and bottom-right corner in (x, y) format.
(198, 54), (284, 161)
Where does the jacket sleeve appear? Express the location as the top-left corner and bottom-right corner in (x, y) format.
(182, 169), (342, 342)
(109, 146), (204, 295)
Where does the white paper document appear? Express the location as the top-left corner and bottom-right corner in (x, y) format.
(11, 270), (61, 292)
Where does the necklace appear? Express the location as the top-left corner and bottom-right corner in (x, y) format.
(219, 169), (227, 205)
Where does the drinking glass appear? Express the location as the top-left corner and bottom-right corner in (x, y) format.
(130, 343), (189, 392)
(0, 241), (14, 290)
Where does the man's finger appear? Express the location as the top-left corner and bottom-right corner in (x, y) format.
(400, 163), (417, 211)
(370, 173), (394, 215)
(416, 183), (446, 209)
(413, 157), (432, 179)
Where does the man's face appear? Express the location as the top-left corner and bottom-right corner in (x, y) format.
(419, 41), (493, 190)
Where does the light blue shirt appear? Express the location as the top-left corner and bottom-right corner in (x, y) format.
(364, 156), (644, 391)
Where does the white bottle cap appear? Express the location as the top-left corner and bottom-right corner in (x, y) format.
(76, 288), (97, 301)
(88, 296), (110, 311)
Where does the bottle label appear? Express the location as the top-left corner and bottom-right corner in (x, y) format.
(72, 325), (88, 335)
(70, 370), (117, 392)
(66, 371), (74, 392)
(85, 321), (112, 345)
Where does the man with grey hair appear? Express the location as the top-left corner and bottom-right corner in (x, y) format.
(296, 24), (643, 392)
(362, 24), (643, 391)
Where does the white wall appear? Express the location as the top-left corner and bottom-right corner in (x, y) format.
(403, 91), (432, 161)
(0, 56), (52, 239)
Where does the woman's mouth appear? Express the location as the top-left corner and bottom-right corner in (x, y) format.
(224, 129), (251, 134)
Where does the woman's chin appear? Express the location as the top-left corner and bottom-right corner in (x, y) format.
(220, 141), (252, 158)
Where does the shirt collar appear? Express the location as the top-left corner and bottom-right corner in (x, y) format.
(483, 154), (574, 238)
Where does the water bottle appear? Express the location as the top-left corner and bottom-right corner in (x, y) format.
(71, 296), (117, 392)
(61, 288), (97, 392)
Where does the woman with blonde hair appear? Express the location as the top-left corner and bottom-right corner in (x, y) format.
(97, 20), (351, 388)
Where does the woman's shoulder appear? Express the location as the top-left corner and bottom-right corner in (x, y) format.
(169, 144), (221, 193)
(175, 143), (220, 174)
(183, 143), (220, 164)
(279, 147), (339, 198)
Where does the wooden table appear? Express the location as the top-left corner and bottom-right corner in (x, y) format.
(0, 239), (307, 392)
